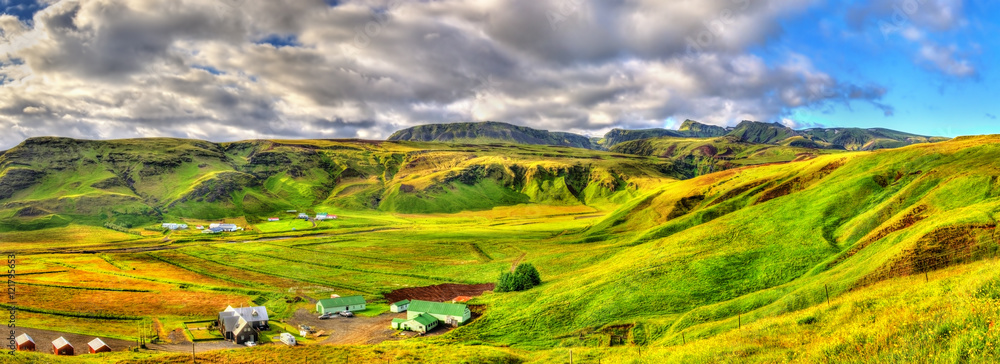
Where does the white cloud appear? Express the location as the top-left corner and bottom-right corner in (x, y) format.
(0, 0), (893, 149)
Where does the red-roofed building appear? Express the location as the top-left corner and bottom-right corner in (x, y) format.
(452, 296), (472, 303)
(52, 337), (73, 355)
(15, 333), (34, 351)
(88, 338), (111, 354)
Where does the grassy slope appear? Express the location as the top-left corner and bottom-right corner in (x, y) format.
(0, 138), (677, 229)
(448, 136), (1000, 350)
(4, 136), (1000, 363)
(610, 135), (843, 178)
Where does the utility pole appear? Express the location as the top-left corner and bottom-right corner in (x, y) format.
(825, 284), (831, 306)
(569, 349), (573, 364)
(738, 314), (741, 329)
(192, 341), (196, 363)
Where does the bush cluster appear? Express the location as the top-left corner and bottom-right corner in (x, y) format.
(496, 263), (541, 292)
(104, 222), (140, 235)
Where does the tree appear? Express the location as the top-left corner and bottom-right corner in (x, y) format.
(514, 263), (541, 286)
(496, 263), (543, 292)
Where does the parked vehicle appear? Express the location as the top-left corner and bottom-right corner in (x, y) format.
(318, 312), (333, 319)
(279, 333), (296, 346)
(339, 310), (354, 317)
(245, 341), (256, 347)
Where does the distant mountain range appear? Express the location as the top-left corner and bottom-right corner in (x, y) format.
(388, 120), (948, 151)
(387, 121), (596, 149)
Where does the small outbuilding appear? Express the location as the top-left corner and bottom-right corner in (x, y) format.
(391, 313), (439, 333)
(87, 338), (111, 354)
(316, 295), (367, 314)
(452, 296), (472, 303)
(52, 337), (74, 356)
(267, 218), (280, 222)
(390, 299), (410, 313)
(15, 333), (34, 351)
(298, 213), (309, 219)
(161, 223), (188, 230)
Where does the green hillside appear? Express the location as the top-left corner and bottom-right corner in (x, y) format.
(2, 135), (998, 363)
(446, 134), (1000, 358)
(0, 137), (678, 230)
(609, 135), (844, 178)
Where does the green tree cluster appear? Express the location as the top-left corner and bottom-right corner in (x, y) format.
(496, 263), (542, 292)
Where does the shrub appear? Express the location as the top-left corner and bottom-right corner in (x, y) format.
(496, 263), (542, 292)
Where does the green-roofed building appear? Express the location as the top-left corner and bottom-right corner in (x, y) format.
(392, 313), (439, 333)
(316, 295), (367, 314)
(390, 299), (410, 313)
(407, 300), (471, 326)
(391, 318), (408, 330)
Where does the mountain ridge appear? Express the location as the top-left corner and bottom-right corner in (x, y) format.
(387, 120), (947, 151)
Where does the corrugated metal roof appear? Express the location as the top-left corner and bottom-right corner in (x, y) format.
(408, 300), (467, 317)
(391, 299), (410, 306)
(52, 337), (72, 348)
(87, 338), (108, 351)
(411, 313), (438, 326)
(220, 305), (268, 333)
(15, 333), (33, 345)
(318, 295), (366, 308)
(228, 306), (269, 322)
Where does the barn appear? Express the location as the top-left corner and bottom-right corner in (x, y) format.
(316, 295), (367, 314)
(407, 300), (471, 326)
(87, 338), (111, 354)
(15, 333), (34, 351)
(52, 337), (74, 355)
(391, 313), (439, 333)
(390, 299), (410, 313)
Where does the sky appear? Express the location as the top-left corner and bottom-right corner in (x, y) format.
(0, 0), (995, 149)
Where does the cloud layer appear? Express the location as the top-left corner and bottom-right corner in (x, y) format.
(0, 0), (904, 149)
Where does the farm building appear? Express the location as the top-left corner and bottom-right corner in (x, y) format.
(286, 210), (297, 213)
(452, 296), (472, 303)
(209, 223), (240, 232)
(52, 337), (73, 355)
(87, 338), (111, 354)
(15, 333), (34, 351)
(391, 313), (439, 333)
(298, 213), (309, 219)
(218, 305), (269, 345)
(267, 218), (280, 222)
(161, 223), (188, 230)
(390, 299), (410, 313)
(407, 300), (471, 326)
(316, 295), (367, 314)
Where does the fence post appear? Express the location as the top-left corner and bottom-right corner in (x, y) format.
(825, 284), (830, 306)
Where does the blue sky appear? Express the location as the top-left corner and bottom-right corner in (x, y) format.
(770, 0), (998, 137)
(0, 0), (994, 148)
